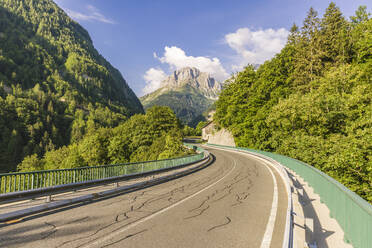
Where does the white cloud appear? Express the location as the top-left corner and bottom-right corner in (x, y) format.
(225, 27), (289, 70)
(156, 46), (229, 82)
(141, 28), (289, 94)
(63, 4), (116, 24)
(142, 68), (167, 95)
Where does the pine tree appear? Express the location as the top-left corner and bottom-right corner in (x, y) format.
(319, 2), (351, 67)
(293, 7), (322, 88)
(350, 6), (370, 24)
(288, 23), (300, 45)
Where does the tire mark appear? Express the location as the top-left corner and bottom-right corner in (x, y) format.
(115, 212), (129, 222)
(207, 217), (231, 232)
(188, 196), (210, 213)
(231, 192), (250, 207)
(212, 187), (233, 202)
(66, 183), (211, 247)
(56, 153), (234, 248)
(41, 221), (57, 240)
(100, 229), (148, 248)
(184, 205), (210, 219)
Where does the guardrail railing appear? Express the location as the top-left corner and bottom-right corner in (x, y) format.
(208, 143), (372, 248)
(0, 151), (204, 194)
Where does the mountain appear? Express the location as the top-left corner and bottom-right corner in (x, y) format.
(140, 67), (222, 127)
(0, 0), (143, 172)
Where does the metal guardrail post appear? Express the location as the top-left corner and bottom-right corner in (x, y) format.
(3, 176), (5, 193)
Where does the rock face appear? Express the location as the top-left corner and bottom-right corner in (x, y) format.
(161, 67), (222, 99)
(141, 67), (222, 127)
(202, 122), (235, 147)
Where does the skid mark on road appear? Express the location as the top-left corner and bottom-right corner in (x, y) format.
(60, 173), (225, 248)
(207, 216), (231, 232)
(100, 229), (148, 248)
(208, 146), (280, 248)
(80, 157), (237, 248)
(41, 221), (57, 240)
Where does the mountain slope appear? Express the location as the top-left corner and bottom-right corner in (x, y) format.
(214, 4), (372, 202)
(141, 67), (221, 126)
(0, 0), (143, 172)
(0, 0), (143, 114)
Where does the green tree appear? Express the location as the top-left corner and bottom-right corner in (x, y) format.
(18, 154), (44, 172)
(319, 2), (351, 67)
(214, 4), (372, 202)
(350, 5), (370, 24)
(0, 0), (144, 172)
(293, 7), (322, 87)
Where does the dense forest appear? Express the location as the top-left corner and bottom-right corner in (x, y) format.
(18, 106), (191, 171)
(0, 0), (144, 172)
(215, 4), (372, 202)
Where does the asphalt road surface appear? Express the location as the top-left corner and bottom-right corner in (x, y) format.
(0, 146), (288, 248)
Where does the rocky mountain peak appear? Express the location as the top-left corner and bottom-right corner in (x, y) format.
(161, 67), (222, 99)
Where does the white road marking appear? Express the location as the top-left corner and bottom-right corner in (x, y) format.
(260, 162), (278, 248)
(206, 146), (280, 248)
(82, 156), (237, 248)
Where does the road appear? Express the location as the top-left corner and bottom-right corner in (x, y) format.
(0, 147), (288, 248)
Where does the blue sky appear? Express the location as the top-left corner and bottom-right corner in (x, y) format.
(53, 0), (370, 96)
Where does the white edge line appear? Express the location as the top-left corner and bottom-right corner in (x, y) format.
(260, 160), (278, 248)
(206, 146), (284, 248)
(83, 156), (237, 248)
(215, 147), (293, 248)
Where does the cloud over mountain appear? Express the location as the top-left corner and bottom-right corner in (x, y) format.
(142, 28), (289, 94)
(155, 46), (229, 82)
(143, 68), (167, 95)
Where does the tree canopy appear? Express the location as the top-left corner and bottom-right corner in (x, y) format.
(18, 106), (191, 171)
(0, 0), (144, 172)
(215, 4), (372, 202)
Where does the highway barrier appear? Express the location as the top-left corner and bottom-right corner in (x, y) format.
(207, 143), (372, 248)
(0, 150), (204, 194)
(0, 150), (213, 223)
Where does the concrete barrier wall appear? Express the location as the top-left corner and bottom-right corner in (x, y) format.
(202, 122), (235, 147)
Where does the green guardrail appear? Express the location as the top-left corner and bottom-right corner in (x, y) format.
(0, 149), (204, 194)
(208, 143), (372, 248)
(184, 143), (204, 153)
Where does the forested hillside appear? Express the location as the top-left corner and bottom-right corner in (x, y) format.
(215, 4), (372, 202)
(0, 0), (143, 172)
(18, 106), (191, 171)
(141, 67), (221, 127)
(142, 84), (214, 127)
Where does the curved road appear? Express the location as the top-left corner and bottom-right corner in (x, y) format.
(0, 147), (288, 248)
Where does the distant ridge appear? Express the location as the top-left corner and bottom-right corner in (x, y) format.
(141, 67), (222, 127)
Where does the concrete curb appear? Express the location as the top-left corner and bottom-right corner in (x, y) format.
(287, 168), (307, 248)
(287, 168), (353, 248)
